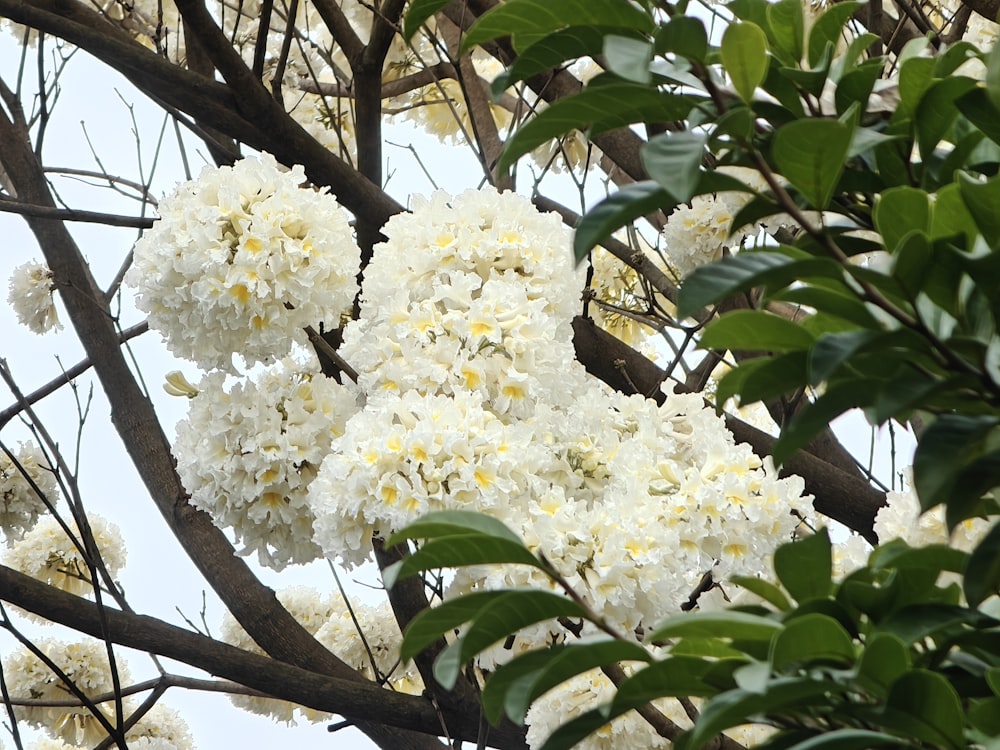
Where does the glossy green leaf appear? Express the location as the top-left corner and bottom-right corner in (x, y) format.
(772, 119), (853, 209)
(885, 670), (965, 750)
(766, 0), (805, 63)
(676, 678), (841, 750)
(462, 0), (655, 53)
(912, 414), (1000, 511)
(432, 591), (588, 689)
(700, 310), (816, 352)
(402, 0), (450, 40)
(642, 131), (708, 203)
(986, 33), (1000, 111)
(915, 77), (977, 159)
(965, 521), (1000, 607)
(877, 604), (991, 645)
(773, 529), (832, 604)
(730, 576), (793, 611)
(603, 35), (653, 84)
(958, 171), (1000, 249)
(897, 56), (936, 117)
(483, 639), (652, 724)
(649, 611), (782, 643)
(721, 22), (770, 101)
(491, 26), (608, 95)
(957, 88), (1000, 146)
(386, 509), (523, 548)
(401, 591), (510, 661)
(382, 535), (543, 590)
(610, 656), (721, 708)
(499, 84), (695, 171)
(573, 181), (674, 263)
(655, 15), (709, 62)
(793, 731), (910, 750)
(856, 633), (910, 698)
(809, 330), (882, 384)
(677, 252), (841, 318)
(716, 352), (809, 408)
(875, 187), (932, 254)
(808, 2), (864, 67)
(770, 286), (879, 329)
(770, 614), (855, 670)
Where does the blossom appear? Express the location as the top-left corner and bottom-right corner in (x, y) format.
(220, 587), (420, 723)
(172, 358), (359, 569)
(8, 260), (61, 333)
(125, 705), (195, 750)
(126, 153), (360, 371)
(2, 637), (131, 747)
(3, 514), (125, 601)
(874, 485), (990, 552)
(0, 441), (59, 542)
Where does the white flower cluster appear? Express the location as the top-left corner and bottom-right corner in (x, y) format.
(173, 359), (358, 569)
(8, 260), (61, 334)
(2, 637), (132, 747)
(220, 587), (420, 723)
(2, 514), (125, 598)
(126, 153), (360, 371)
(309, 187), (811, 666)
(874, 486), (990, 552)
(340, 188), (584, 414)
(0, 442), (59, 542)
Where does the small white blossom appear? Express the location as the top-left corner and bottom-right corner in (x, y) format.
(8, 260), (61, 334)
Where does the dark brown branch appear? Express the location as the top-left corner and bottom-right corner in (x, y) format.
(0, 564), (526, 748)
(0, 196), (154, 228)
(572, 317), (884, 542)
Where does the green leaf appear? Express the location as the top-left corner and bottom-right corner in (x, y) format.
(612, 656), (724, 709)
(965, 521), (1000, 607)
(958, 171), (1000, 249)
(402, 0), (450, 40)
(721, 22), (770, 102)
(492, 27), (608, 95)
(499, 84), (696, 171)
(773, 529), (832, 604)
(885, 670), (965, 750)
(483, 639), (652, 724)
(770, 286), (879, 329)
(784, 730), (910, 750)
(730, 575), (793, 611)
(432, 591), (588, 689)
(677, 252), (841, 318)
(808, 2), (864, 67)
(603, 35), (653, 84)
(649, 611), (782, 643)
(773, 381), (876, 464)
(716, 352), (809, 407)
(770, 614), (856, 670)
(700, 310), (817, 352)
(382, 535), (544, 590)
(957, 88), (1000, 147)
(766, 0), (805, 63)
(676, 678), (841, 750)
(772, 119), (853, 209)
(897, 56), (936, 117)
(987, 33), (1000, 112)
(573, 181), (674, 263)
(655, 16), (709, 62)
(462, 0), (655, 53)
(401, 591), (510, 661)
(386, 509), (523, 547)
(875, 187), (932, 253)
(914, 76), (977, 159)
(912, 414), (1000, 512)
(856, 633), (910, 698)
(642, 131), (708, 203)
(809, 330), (883, 384)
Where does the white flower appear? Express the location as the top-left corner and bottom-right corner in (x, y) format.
(8, 260), (61, 334)
(3, 514), (125, 599)
(0, 441), (59, 542)
(126, 153), (360, 371)
(2, 638), (131, 747)
(126, 705), (195, 750)
(874, 484), (990, 552)
(173, 358), (359, 569)
(220, 588), (419, 724)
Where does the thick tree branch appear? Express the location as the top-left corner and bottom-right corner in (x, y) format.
(0, 565), (526, 748)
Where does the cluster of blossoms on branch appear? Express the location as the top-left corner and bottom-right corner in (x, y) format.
(120, 153), (815, 746)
